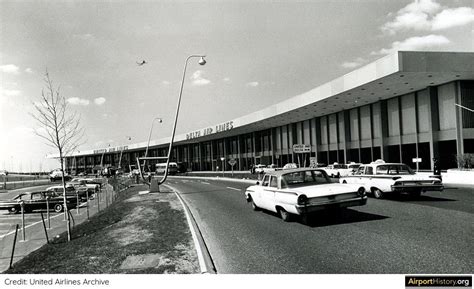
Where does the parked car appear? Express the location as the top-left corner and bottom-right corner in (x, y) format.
(263, 164), (279, 173)
(244, 168), (367, 222)
(49, 169), (71, 182)
(339, 160), (443, 199)
(254, 164), (267, 174)
(46, 184), (89, 201)
(322, 162), (361, 178)
(0, 170), (8, 176)
(70, 178), (101, 192)
(0, 190), (78, 214)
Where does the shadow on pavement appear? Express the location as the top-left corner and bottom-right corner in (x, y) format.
(383, 194), (457, 202)
(260, 208), (389, 228)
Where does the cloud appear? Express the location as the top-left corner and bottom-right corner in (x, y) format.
(431, 7), (474, 30)
(341, 57), (365, 69)
(191, 70), (211, 86)
(94, 97), (106, 105)
(246, 81), (259, 87)
(0, 64), (20, 74)
(373, 34), (450, 55)
(66, 97), (90, 106)
(0, 88), (21, 97)
(161, 80), (171, 85)
(25, 68), (33, 74)
(381, 0), (474, 34)
(223, 77), (231, 82)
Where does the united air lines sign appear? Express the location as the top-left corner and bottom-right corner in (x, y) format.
(186, 121), (234, 140)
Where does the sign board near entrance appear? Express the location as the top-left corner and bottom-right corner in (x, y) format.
(228, 158), (237, 167)
(412, 158), (422, 163)
(292, 144), (311, 153)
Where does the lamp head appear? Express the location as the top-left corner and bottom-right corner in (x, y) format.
(198, 56), (206, 66)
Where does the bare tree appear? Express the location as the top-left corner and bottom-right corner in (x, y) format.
(31, 71), (85, 241)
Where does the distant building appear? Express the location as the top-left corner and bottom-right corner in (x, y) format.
(64, 51), (474, 173)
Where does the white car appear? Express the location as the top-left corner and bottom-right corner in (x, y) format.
(70, 178), (101, 193)
(339, 160), (443, 199)
(323, 162), (361, 178)
(263, 164), (279, 173)
(254, 164), (267, 174)
(49, 169), (70, 182)
(244, 168), (367, 222)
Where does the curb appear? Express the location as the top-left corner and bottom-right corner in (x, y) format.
(163, 184), (217, 274)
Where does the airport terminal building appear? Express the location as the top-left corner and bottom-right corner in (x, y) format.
(64, 51), (474, 173)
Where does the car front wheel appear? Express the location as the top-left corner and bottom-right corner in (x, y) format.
(54, 204), (63, 213)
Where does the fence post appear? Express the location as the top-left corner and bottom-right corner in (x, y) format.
(9, 224), (19, 269)
(46, 197), (51, 229)
(105, 185), (108, 208)
(76, 193), (80, 215)
(86, 193), (90, 220)
(97, 186), (100, 212)
(40, 212), (49, 244)
(20, 201), (26, 242)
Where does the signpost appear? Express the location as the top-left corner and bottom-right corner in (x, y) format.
(293, 144), (311, 168)
(412, 158), (422, 172)
(228, 158), (237, 177)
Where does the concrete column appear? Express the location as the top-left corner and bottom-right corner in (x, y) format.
(455, 81), (464, 156)
(237, 136), (242, 171)
(380, 100), (390, 160)
(428, 86), (440, 170)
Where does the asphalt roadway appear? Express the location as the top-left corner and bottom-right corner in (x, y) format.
(165, 177), (473, 274)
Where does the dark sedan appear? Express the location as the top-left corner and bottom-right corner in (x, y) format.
(0, 191), (78, 214)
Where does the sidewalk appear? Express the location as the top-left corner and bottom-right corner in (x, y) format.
(0, 184), (117, 272)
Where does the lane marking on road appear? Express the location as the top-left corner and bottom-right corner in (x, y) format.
(200, 181), (210, 185)
(226, 186), (241, 191)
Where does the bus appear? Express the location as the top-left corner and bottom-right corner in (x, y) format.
(155, 162), (178, 175)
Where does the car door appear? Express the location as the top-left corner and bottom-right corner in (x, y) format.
(29, 192), (44, 211)
(258, 175), (273, 210)
(262, 176), (279, 212)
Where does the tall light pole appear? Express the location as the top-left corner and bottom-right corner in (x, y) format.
(136, 55), (206, 190)
(158, 55), (206, 186)
(143, 117), (163, 172)
(118, 136), (132, 171)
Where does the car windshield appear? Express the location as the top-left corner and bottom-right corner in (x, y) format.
(281, 170), (331, 188)
(376, 164), (415, 175)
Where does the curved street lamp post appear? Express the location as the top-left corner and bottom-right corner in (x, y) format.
(137, 55), (206, 190)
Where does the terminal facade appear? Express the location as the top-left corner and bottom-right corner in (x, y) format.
(64, 51), (474, 173)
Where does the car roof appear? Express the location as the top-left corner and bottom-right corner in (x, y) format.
(264, 168), (326, 177)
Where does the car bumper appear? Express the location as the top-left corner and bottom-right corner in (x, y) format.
(296, 196), (367, 214)
(391, 184), (444, 192)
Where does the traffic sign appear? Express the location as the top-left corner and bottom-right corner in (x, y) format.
(228, 158), (237, 167)
(292, 144), (311, 153)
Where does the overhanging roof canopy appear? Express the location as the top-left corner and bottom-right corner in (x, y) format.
(66, 51), (474, 157)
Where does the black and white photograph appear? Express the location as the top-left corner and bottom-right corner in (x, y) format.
(0, 0), (473, 288)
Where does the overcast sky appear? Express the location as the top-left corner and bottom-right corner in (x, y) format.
(1, 0), (473, 172)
